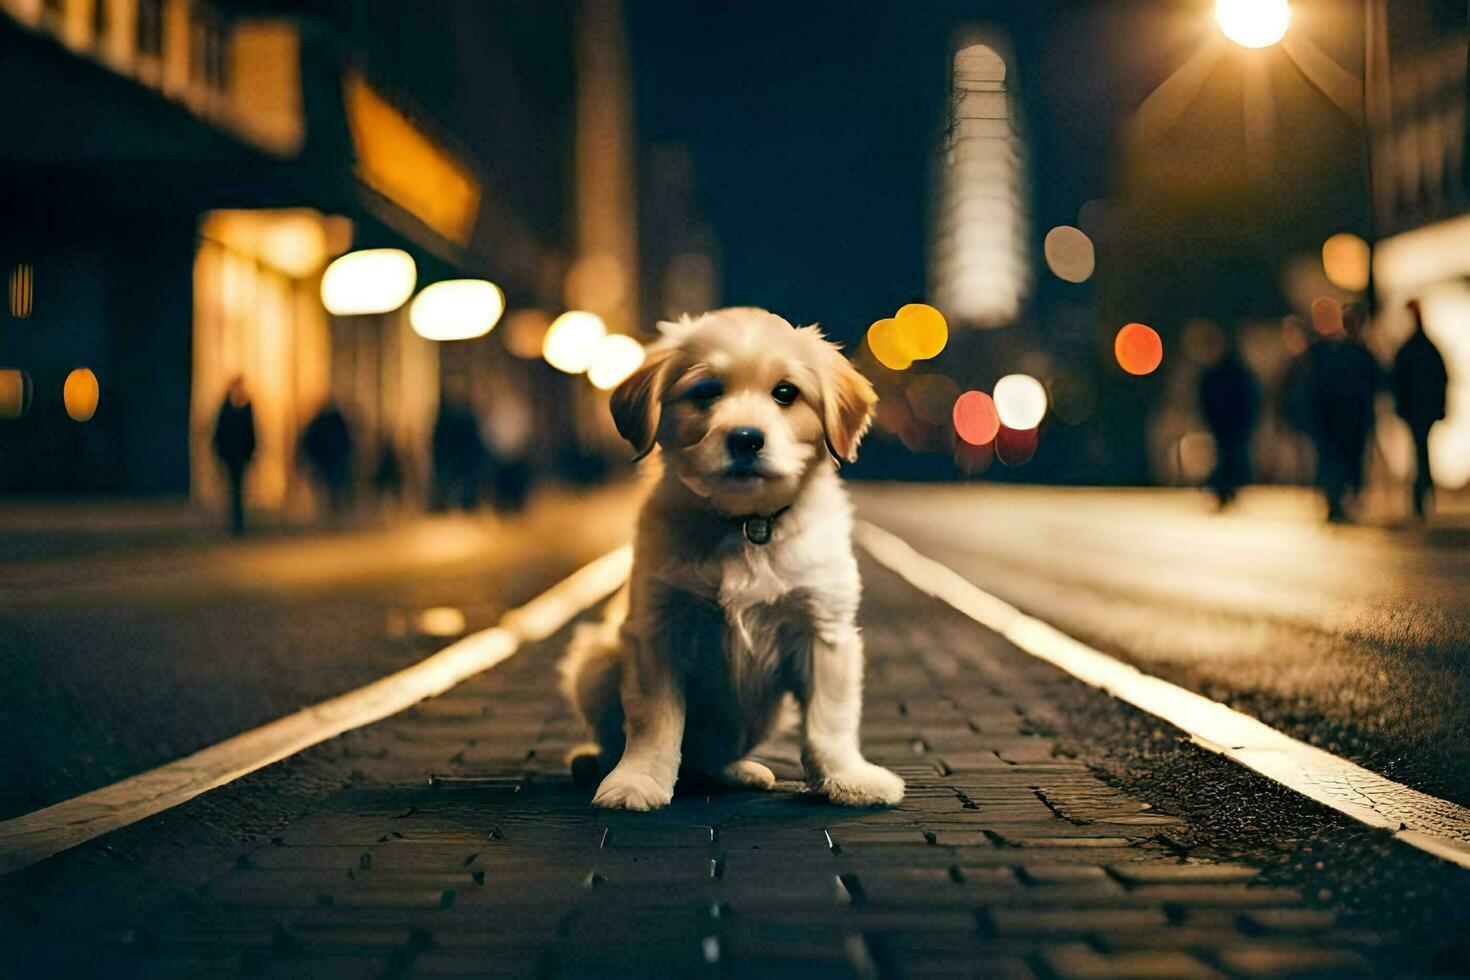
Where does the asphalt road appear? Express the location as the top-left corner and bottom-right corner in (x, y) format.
(1, 484), (1467, 975)
(855, 483), (1470, 809)
(0, 486), (641, 821)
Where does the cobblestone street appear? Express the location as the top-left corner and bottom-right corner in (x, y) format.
(0, 558), (1406, 978)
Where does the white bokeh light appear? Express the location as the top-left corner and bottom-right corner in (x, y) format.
(993, 373), (1048, 430)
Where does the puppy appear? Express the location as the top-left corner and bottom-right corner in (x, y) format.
(559, 307), (904, 811)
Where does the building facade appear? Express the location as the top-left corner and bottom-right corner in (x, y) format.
(0, 0), (573, 511)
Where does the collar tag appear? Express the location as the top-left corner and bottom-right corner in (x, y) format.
(742, 516), (773, 545)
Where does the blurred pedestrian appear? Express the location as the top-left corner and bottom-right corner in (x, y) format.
(300, 401), (355, 519)
(211, 376), (255, 537)
(1307, 299), (1381, 522)
(1391, 299), (1449, 519)
(1198, 333), (1259, 508)
(431, 382), (486, 511)
(373, 437), (405, 511)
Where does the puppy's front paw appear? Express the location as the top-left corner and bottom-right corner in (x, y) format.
(592, 767), (674, 811)
(820, 763), (905, 807)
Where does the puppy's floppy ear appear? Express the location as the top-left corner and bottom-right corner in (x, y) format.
(610, 347), (675, 461)
(809, 331), (877, 464)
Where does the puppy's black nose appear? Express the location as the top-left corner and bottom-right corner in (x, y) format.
(727, 427), (765, 458)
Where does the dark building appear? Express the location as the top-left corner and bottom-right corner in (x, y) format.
(0, 0), (579, 510)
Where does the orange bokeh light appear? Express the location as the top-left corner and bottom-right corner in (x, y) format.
(952, 390), (1001, 446)
(1114, 323), (1163, 376)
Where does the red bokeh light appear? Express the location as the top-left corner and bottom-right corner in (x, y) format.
(952, 390), (1001, 446)
(995, 424), (1039, 466)
(1114, 322), (1163, 376)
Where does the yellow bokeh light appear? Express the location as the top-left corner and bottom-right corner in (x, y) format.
(1322, 232), (1370, 293)
(993, 373), (1047, 430)
(867, 317), (913, 371)
(896, 303), (948, 360)
(543, 310), (607, 374)
(320, 248), (417, 316)
(64, 368), (99, 422)
(867, 303), (949, 371)
(409, 279), (505, 341)
(587, 334), (646, 391)
(1043, 225), (1096, 283)
(1215, 0), (1290, 49)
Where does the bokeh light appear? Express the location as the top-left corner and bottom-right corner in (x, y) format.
(1043, 225), (1095, 283)
(1321, 232), (1370, 292)
(320, 248), (417, 315)
(954, 439), (994, 475)
(409, 279), (504, 341)
(953, 390), (1001, 446)
(867, 303), (949, 371)
(867, 318), (912, 371)
(907, 373), (961, 426)
(993, 374), (1047, 430)
(895, 303), (948, 360)
(542, 310), (607, 374)
(564, 253), (627, 311)
(1047, 374), (1095, 426)
(1214, 0), (1290, 49)
(63, 368), (99, 422)
(586, 334), (646, 390)
(995, 424), (1040, 466)
(0, 369), (31, 419)
(1114, 323), (1164, 376)
(503, 309), (553, 359)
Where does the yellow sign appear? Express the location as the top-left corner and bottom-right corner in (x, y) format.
(343, 73), (481, 246)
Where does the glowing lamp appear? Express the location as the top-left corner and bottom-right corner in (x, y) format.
(321, 248), (417, 315)
(64, 368), (99, 422)
(1215, 0), (1289, 49)
(409, 279), (504, 341)
(543, 311), (607, 374)
(587, 334), (646, 390)
(1114, 323), (1164, 376)
(993, 374), (1047, 430)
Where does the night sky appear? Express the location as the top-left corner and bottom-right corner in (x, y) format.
(628, 0), (1373, 343)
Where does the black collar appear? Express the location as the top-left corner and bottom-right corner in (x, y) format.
(727, 505), (792, 545)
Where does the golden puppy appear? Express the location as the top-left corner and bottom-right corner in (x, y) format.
(559, 307), (904, 810)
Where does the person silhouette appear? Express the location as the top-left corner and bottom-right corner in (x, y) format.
(1391, 299), (1449, 519)
(300, 402), (355, 519)
(1307, 299), (1381, 522)
(212, 376), (256, 537)
(1198, 331), (1259, 508)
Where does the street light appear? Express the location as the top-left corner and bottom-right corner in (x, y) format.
(1214, 0), (1290, 49)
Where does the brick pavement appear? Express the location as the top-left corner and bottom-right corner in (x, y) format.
(0, 559), (1389, 977)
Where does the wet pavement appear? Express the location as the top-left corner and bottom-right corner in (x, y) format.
(3, 547), (1467, 976)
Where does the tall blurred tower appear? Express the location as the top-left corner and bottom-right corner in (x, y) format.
(572, 0), (639, 334)
(930, 30), (1030, 328)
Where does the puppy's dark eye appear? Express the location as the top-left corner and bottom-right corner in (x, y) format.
(772, 381), (799, 406)
(684, 378), (723, 405)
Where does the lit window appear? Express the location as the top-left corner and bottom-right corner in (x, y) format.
(8, 263), (33, 319)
